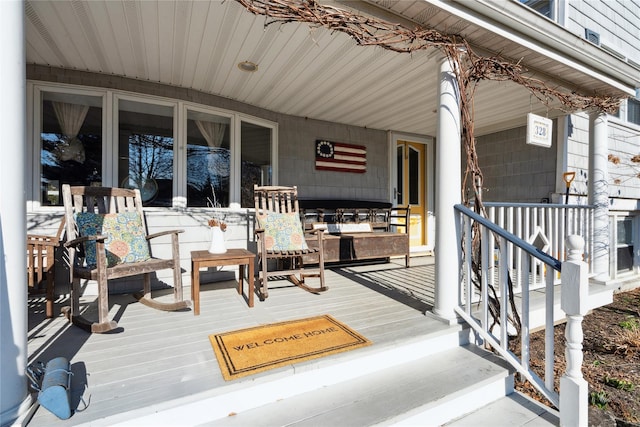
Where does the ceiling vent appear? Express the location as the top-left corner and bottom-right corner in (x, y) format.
(585, 28), (600, 45)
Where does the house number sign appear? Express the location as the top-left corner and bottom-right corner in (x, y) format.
(526, 113), (553, 148)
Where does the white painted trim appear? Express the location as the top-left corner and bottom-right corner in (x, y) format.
(26, 82), (36, 212)
(232, 117), (241, 205)
(175, 102), (187, 208)
(104, 91), (113, 188)
(555, 115), (569, 195)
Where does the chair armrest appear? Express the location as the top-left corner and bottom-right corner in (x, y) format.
(308, 228), (324, 241)
(64, 234), (106, 248)
(146, 229), (184, 240)
(388, 206), (411, 234)
(27, 234), (61, 246)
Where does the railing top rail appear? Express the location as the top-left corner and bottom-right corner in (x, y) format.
(455, 204), (562, 271)
(483, 202), (594, 209)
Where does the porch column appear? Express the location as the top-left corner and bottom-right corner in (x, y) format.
(588, 111), (609, 281)
(0, 1), (30, 425)
(432, 55), (461, 323)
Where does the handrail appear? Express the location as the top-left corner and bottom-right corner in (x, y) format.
(454, 204), (562, 271)
(483, 201), (593, 209)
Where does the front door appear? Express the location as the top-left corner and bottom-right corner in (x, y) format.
(396, 141), (426, 249)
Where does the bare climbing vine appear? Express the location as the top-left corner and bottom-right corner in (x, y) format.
(235, 0), (627, 336)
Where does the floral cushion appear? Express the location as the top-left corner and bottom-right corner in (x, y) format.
(75, 211), (151, 267)
(256, 212), (308, 251)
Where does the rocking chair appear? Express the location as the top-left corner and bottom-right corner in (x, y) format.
(253, 185), (326, 299)
(62, 184), (190, 333)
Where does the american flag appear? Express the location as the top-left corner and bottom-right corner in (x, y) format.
(315, 140), (367, 173)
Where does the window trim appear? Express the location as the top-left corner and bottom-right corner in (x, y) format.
(235, 114), (279, 209)
(113, 93), (178, 207)
(30, 83), (108, 211)
(180, 103), (235, 208)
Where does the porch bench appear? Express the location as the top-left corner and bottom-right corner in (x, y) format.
(299, 200), (410, 267)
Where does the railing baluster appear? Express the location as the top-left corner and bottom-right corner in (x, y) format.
(550, 206), (557, 263)
(507, 206), (514, 280)
(545, 264), (555, 391)
(499, 236), (509, 349)
(521, 253), (530, 373)
(515, 206), (522, 291)
(481, 224), (489, 334)
(465, 215), (472, 315)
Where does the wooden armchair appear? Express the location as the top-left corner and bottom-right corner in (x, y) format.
(62, 184), (190, 333)
(253, 185), (327, 299)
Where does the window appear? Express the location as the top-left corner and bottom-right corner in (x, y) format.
(616, 217), (634, 272)
(118, 99), (174, 207)
(396, 145), (404, 205)
(40, 91), (103, 206)
(628, 99), (640, 126)
(186, 110), (231, 207)
(521, 0), (554, 19)
(409, 146), (420, 205)
(240, 121), (272, 207)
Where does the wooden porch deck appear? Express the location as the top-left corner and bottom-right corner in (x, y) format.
(26, 255), (446, 426)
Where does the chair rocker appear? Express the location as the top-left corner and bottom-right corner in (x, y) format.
(253, 185), (327, 299)
(62, 184), (190, 333)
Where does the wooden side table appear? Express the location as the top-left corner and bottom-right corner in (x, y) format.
(190, 249), (256, 315)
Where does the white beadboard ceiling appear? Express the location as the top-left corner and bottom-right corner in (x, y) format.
(25, 0), (634, 137)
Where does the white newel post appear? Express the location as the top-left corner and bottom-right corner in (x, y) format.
(433, 55), (461, 323)
(560, 235), (589, 427)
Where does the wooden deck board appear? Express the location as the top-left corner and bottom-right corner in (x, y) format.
(26, 256), (438, 426)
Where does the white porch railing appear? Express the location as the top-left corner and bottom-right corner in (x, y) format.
(454, 204), (589, 426)
(484, 202), (595, 288)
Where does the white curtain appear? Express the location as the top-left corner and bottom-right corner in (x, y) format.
(195, 120), (226, 148)
(52, 101), (90, 163)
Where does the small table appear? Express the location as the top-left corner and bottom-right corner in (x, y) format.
(190, 249), (256, 315)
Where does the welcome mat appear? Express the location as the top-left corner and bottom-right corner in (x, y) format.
(209, 314), (371, 381)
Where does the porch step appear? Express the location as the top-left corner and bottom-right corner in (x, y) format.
(202, 344), (514, 427)
(443, 391), (559, 426)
